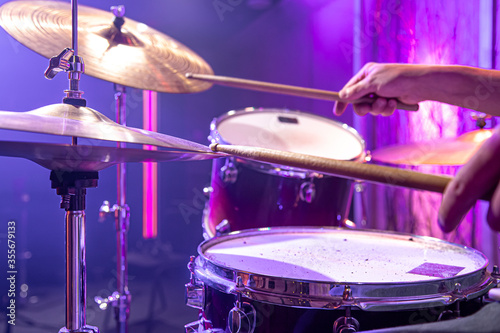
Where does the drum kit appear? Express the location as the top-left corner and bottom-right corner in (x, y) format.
(0, 1), (498, 333)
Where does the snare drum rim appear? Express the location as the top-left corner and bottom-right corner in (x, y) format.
(195, 226), (495, 311)
(208, 108), (367, 176)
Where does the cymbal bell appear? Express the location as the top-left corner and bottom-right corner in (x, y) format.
(0, 141), (220, 172)
(0, 103), (213, 153)
(371, 129), (494, 166)
(0, 1), (213, 93)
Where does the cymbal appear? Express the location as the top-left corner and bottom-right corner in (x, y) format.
(0, 141), (220, 172)
(371, 129), (494, 166)
(0, 1), (213, 93)
(0, 103), (213, 153)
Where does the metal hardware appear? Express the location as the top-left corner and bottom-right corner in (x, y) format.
(471, 112), (492, 129)
(215, 219), (231, 236)
(437, 301), (461, 321)
(45, 48), (73, 79)
(220, 159), (238, 183)
(98, 200), (111, 221)
(185, 318), (224, 333)
(44, 0), (87, 107)
(299, 181), (316, 203)
(98, 201), (130, 227)
(364, 150), (372, 163)
(492, 265), (500, 279)
(51, 171), (99, 333)
(227, 277), (256, 333)
(354, 181), (364, 193)
(94, 83), (131, 333)
(94, 292), (120, 311)
(353, 180), (367, 228)
(203, 186), (214, 197)
(333, 289), (359, 333)
(44, 47), (86, 106)
(111, 5), (125, 17)
(342, 286), (354, 305)
(333, 307), (360, 333)
(110, 5), (126, 31)
(64, 55), (85, 101)
(437, 283), (463, 321)
(185, 256), (205, 310)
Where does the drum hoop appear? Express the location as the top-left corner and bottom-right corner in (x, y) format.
(208, 108), (366, 178)
(195, 226), (495, 311)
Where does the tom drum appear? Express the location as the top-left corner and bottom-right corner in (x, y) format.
(203, 108), (365, 238)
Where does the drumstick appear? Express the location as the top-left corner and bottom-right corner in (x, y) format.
(209, 143), (492, 201)
(186, 73), (419, 111)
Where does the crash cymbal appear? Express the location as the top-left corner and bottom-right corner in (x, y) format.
(0, 0), (213, 93)
(0, 141), (220, 172)
(371, 129), (494, 166)
(0, 103), (213, 153)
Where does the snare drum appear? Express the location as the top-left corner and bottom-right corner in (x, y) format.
(185, 227), (495, 333)
(203, 108), (365, 238)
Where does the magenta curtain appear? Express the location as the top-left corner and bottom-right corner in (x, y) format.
(354, 0), (498, 264)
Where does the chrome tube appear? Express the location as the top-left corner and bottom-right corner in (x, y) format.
(115, 84), (130, 333)
(65, 210), (86, 330)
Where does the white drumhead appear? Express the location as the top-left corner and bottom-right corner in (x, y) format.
(215, 109), (364, 161)
(203, 229), (487, 283)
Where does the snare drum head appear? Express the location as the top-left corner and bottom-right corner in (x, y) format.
(211, 108), (365, 161)
(196, 227), (493, 311)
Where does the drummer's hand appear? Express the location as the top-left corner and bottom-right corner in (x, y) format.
(333, 62), (426, 116)
(439, 127), (500, 232)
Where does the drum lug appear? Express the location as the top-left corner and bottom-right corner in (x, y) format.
(299, 180), (316, 203)
(220, 159), (238, 184)
(333, 311), (360, 333)
(185, 256), (205, 310)
(227, 276), (256, 333)
(215, 219), (231, 236)
(342, 285), (354, 305)
(333, 294), (359, 333)
(492, 265), (500, 280)
(440, 283), (464, 320)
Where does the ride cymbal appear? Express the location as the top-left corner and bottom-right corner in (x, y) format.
(0, 0), (213, 93)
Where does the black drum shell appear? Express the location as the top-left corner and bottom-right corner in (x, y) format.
(202, 285), (486, 332)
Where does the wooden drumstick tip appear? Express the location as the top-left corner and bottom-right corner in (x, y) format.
(185, 73), (194, 78)
(209, 143), (219, 152)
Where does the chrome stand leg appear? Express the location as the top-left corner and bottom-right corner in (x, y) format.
(51, 171), (99, 333)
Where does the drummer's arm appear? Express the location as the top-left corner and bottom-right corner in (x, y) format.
(439, 126), (500, 232)
(333, 63), (500, 117)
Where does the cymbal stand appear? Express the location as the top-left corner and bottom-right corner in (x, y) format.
(51, 171), (99, 333)
(97, 83), (132, 333)
(44, 0), (99, 331)
(95, 7), (132, 333)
